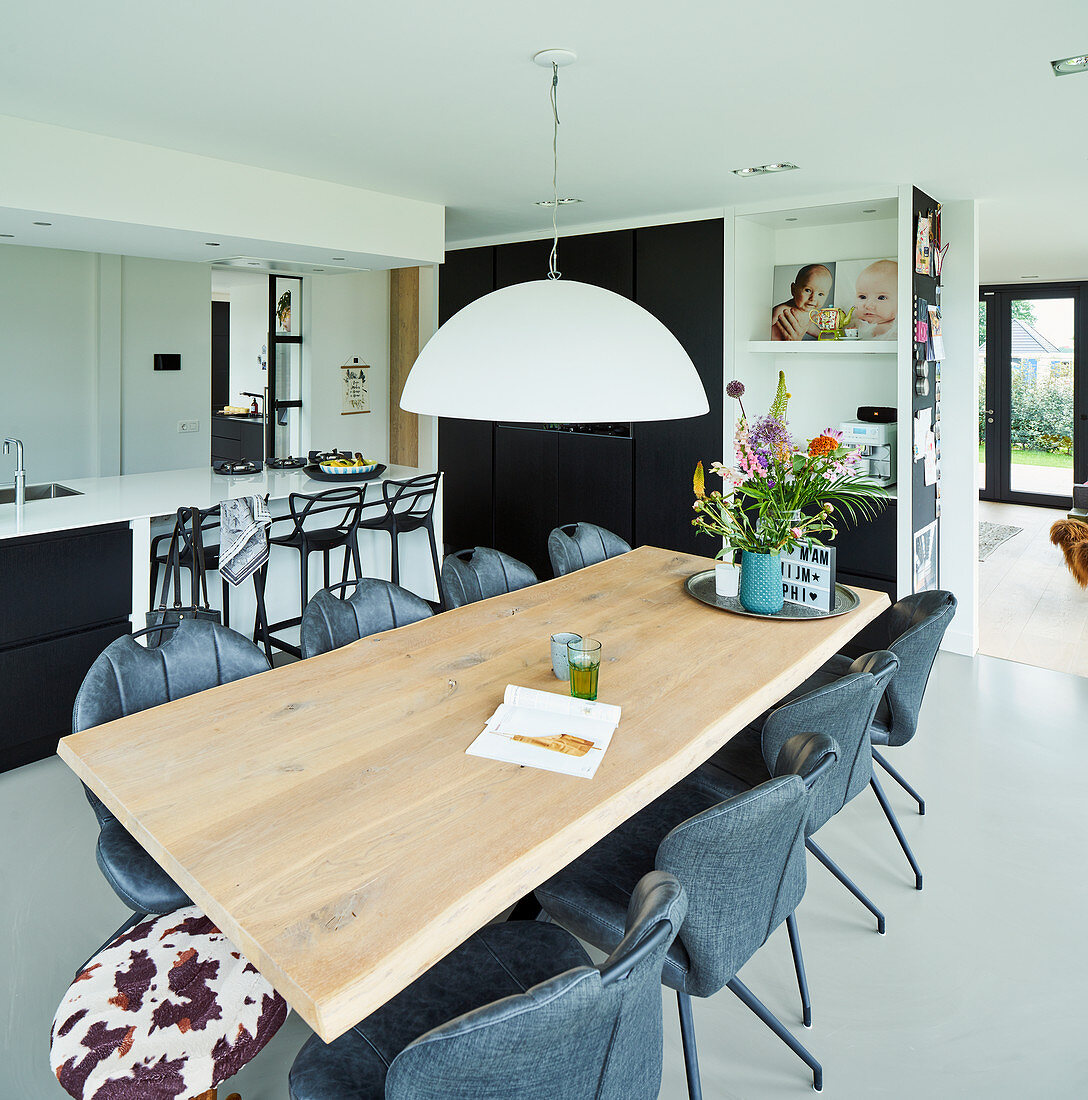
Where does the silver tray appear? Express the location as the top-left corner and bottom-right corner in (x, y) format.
(684, 570), (861, 620)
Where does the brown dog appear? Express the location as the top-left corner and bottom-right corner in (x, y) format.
(1050, 519), (1088, 587)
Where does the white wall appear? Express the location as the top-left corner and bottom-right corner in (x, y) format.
(0, 244), (99, 483)
(120, 258), (211, 473)
(227, 279), (268, 406)
(304, 272), (391, 460)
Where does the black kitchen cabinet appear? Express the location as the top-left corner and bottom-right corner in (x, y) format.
(211, 415), (263, 464)
(0, 523), (132, 773)
(437, 219), (725, 566)
(557, 433), (634, 548)
(830, 502), (897, 583)
(633, 220), (725, 556)
(495, 231), (634, 298)
(438, 246), (497, 553)
(494, 426), (559, 580)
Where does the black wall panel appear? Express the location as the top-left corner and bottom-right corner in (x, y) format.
(495, 231), (634, 298)
(633, 220), (725, 556)
(494, 426), (559, 579)
(438, 247), (497, 551)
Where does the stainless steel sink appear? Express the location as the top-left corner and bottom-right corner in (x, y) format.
(0, 482), (83, 505)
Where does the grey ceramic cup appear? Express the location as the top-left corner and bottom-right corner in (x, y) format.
(550, 632), (582, 679)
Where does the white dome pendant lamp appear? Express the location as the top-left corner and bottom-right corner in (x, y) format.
(399, 49), (709, 424)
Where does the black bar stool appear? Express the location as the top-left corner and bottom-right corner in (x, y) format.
(357, 473), (442, 605)
(256, 486), (365, 658)
(149, 507), (236, 627)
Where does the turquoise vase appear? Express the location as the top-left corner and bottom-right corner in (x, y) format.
(739, 550), (784, 615)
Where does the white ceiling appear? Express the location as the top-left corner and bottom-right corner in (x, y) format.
(1, 1), (1086, 282)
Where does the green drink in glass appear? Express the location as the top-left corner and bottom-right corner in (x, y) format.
(567, 637), (602, 701)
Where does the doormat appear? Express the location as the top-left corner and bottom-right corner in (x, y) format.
(979, 521), (1022, 561)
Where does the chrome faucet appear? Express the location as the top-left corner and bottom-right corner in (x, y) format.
(3, 437), (25, 507)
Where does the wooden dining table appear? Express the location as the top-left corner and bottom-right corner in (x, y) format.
(58, 546), (889, 1043)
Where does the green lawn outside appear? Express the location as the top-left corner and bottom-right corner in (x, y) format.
(977, 444), (1072, 469)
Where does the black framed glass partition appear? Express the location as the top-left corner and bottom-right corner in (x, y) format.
(980, 282), (1087, 508)
(268, 275), (303, 459)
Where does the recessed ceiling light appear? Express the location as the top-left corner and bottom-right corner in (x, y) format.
(862, 208), (878, 214)
(312, 268), (324, 272)
(0, 233), (14, 238)
(33, 221), (51, 226)
(1022, 274), (1040, 279)
(733, 166), (765, 176)
(1052, 53), (1088, 76)
(535, 197), (583, 206)
(205, 241), (220, 247)
(785, 217), (798, 222)
(762, 163), (799, 173)
(333, 256), (346, 261)
(247, 262), (260, 266)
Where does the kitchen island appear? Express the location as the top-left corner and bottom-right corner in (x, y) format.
(0, 463), (441, 772)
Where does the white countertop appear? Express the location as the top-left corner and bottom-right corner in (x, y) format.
(0, 463), (433, 540)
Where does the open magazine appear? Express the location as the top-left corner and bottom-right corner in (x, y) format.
(466, 685), (622, 779)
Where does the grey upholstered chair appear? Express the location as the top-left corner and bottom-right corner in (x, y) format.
(547, 522), (632, 578)
(72, 619), (271, 940)
(536, 740), (838, 1096)
(440, 546), (538, 609)
(299, 578), (434, 659)
(703, 651), (900, 935)
(728, 592), (955, 890)
(288, 870), (687, 1100)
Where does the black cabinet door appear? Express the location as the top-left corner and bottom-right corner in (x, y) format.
(211, 301), (230, 411)
(0, 525), (132, 648)
(438, 246), (497, 552)
(633, 220), (725, 556)
(0, 620), (131, 772)
(495, 231), (635, 298)
(494, 427), (559, 579)
(830, 502), (898, 583)
(557, 434), (634, 546)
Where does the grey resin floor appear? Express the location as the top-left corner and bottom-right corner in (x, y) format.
(3, 651), (1085, 1098)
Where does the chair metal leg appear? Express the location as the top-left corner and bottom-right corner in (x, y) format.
(425, 518), (444, 610)
(870, 776), (924, 890)
(727, 977), (822, 1092)
(323, 549), (331, 591)
(76, 910), (147, 976)
(806, 838), (886, 934)
(389, 528), (401, 585)
(221, 578), (230, 629)
(872, 748), (925, 815)
(785, 911), (811, 1028)
(676, 991), (703, 1100)
(252, 567), (274, 665)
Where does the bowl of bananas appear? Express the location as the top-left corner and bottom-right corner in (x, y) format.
(319, 453), (380, 476)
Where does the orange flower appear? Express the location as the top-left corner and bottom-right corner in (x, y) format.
(808, 434), (839, 458)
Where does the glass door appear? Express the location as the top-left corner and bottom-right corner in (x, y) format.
(980, 284), (1087, 507)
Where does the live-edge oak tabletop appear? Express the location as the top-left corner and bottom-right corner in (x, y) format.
(59, 546), (889, 1042)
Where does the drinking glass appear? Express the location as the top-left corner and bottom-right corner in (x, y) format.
(567, 637), (602, 701)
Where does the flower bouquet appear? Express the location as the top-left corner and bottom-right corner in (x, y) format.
(693, 372), (889, 614)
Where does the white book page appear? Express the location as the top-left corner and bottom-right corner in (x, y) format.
(503, 684), (622, 725)
(466, 686), (621, 779)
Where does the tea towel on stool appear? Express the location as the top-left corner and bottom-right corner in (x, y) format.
(219, 495), (272, 586)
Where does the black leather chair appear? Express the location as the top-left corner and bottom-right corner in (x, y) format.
(72, 619), (270, 945)
(356, 473), (442, 604)
(260, 486), (365, 658)
(536, 736), (841, 1095)
(439, 546), (538, 609)
(300, 578), (434, 659)
(289, 871), (687, 1100)
(547, 522), (631, 578)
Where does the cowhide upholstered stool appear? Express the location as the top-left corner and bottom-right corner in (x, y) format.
(51, 906), (287, 1100)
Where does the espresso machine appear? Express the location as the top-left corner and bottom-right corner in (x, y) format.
(840, 419), (897, 487)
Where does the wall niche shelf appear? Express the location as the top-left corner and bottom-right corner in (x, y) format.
(746, 341), (898, 355)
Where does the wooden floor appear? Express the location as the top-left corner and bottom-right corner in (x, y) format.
(978, 499), (1088, 675)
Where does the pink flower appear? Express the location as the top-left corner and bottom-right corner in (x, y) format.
(791, 527), (803, 539)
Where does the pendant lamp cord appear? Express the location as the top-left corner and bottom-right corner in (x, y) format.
(548, 62), (562, 280)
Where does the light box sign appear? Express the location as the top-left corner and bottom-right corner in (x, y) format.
(781, 543), (836, 614)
